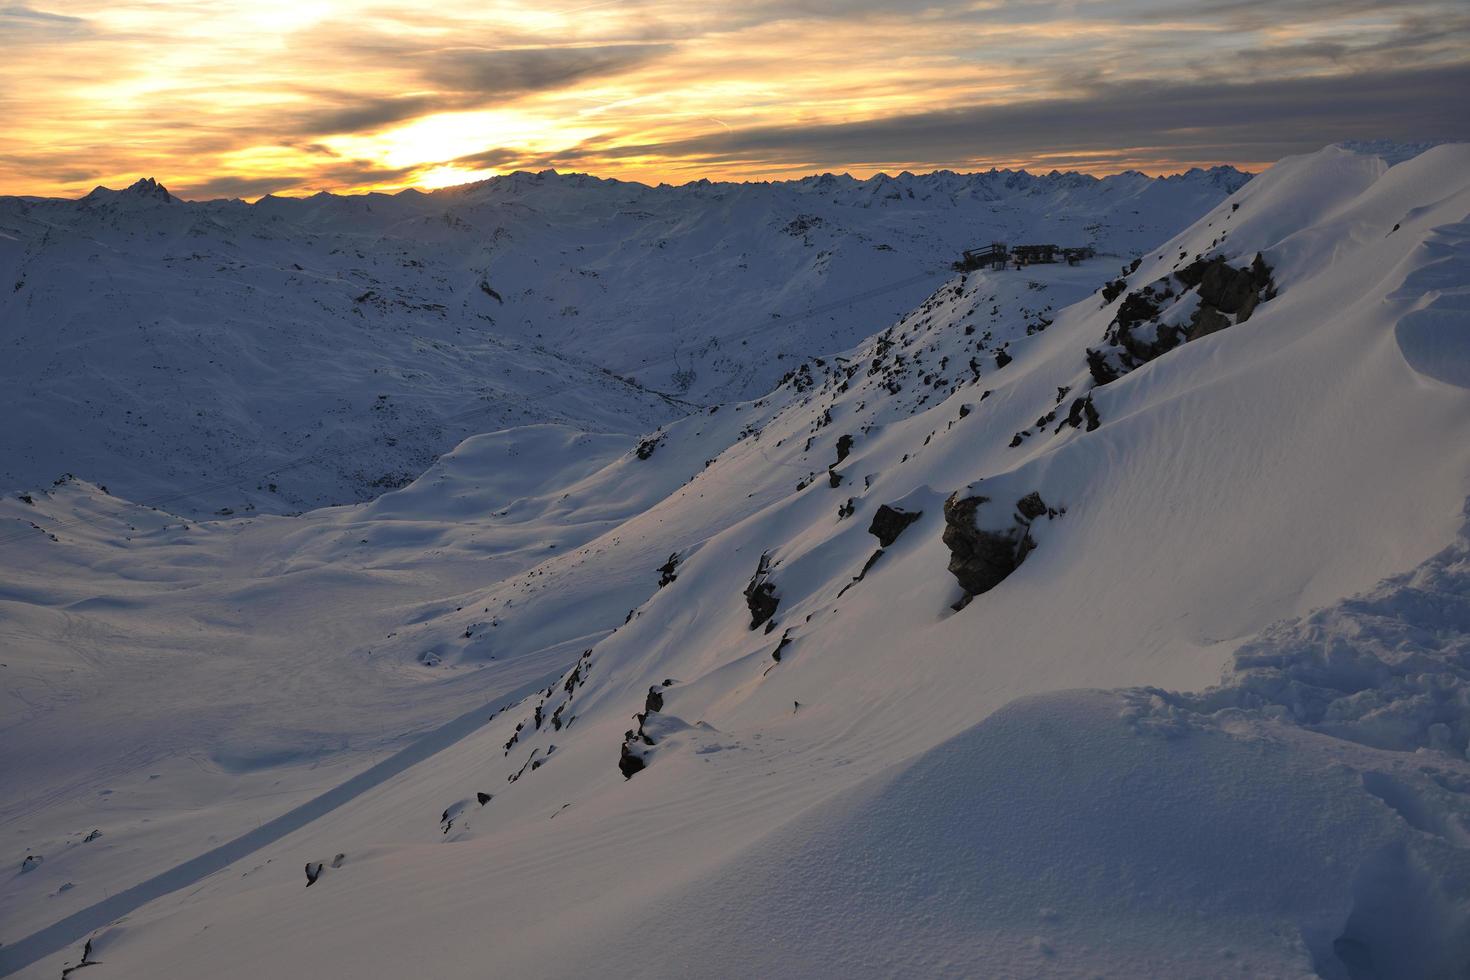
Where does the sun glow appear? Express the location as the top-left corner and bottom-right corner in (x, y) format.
(1, 0), (1464, 199)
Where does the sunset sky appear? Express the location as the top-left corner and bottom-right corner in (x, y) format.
(2, 0), (1467, 200)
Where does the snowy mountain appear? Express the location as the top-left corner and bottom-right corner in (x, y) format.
(0, 166), (1246, 515)
(2, 143), (1469, 979)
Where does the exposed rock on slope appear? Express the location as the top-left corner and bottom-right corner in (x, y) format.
(867, 504), (921, 547)
(744, 553), (780, 630)
(1086, 252), (1276, 385)
(942, 490), (1059, 605)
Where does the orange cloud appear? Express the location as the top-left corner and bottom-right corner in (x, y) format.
(1, 1), (1466, 199)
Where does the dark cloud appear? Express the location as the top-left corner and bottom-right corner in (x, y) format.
(289, 43), (673, 137)
(292, 95), (444, 137)
(0, 3), (92, 38)
(422, 43), (674, 95)
(175, 162), (421, 200)
(578, 63), (1470, 171)
(173, 174), (305, 200)
(450, 146), (533, 170)
(1107, 0), (1445, 30)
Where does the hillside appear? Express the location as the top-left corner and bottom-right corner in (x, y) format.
(2, 144), (1468, 978)
(0, 166), (1246, 515)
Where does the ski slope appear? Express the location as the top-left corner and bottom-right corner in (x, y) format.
(2, 144), (1469, 978)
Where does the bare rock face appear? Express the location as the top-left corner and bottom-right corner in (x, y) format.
(942, 491), (1059, 602)
(743, 552), (780, 630)
(867, 504), (921, 547)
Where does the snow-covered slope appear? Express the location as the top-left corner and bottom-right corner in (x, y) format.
(0, 167), (1245, 515)
(2, 144), (1468, 978)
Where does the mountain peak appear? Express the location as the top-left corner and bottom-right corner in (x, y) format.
(125, 177), (174, 201)
(81, 176), (177, 206)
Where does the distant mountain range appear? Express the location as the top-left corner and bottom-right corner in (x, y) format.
(0, 165), (1248, 514)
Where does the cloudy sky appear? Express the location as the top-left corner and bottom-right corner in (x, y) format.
(2, 0), (1467, 199)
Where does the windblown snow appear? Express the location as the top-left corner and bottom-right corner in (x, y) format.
(2, 144), (1468, 979)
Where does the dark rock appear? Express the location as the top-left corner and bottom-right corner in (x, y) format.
(942, 491), (1057, 600)
(835, 433), (854, 464)
(477, 792), (492, 805)
(1115, 290), (1161, 331)
(635, 435), (662, 460)
(868, 504), (921, 546)
(644, 686), (664, 714)
(618, 743), (646, 779)
(743, 553), (780, 630)
(657, 552), (679, 587)
(1185, 305), (1232, 341)
(772, 630), (793, 662)
(828, 469), (844, 488)
(1175, 252), (1276, 336)
(1178, 253), (1274, 316)
(305, 861), (324, 886)
(1086, 348), (1120, 386)
(1065, 396), (1101, 432)
(1016, 492), (1048, 521)
(994, 349), (1012, 369)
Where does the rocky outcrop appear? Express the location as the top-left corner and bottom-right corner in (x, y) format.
(1063, 395), (1100, 432)
(1087, 253), (1275, 387)
(1177, 254), (1275, 316)
(834, 433), (854, 464)
(618, 742), (646, 779)
(618, 681), (672, 779)
(743, 553), (780, 630)
(942, 490), (1061, 605)
(635, 434), (663, 460)
(867, 504), (921, 547)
